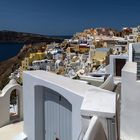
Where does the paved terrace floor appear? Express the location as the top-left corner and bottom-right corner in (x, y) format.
(0, 121), (23, 140)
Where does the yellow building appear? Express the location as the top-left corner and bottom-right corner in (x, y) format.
(21, 57), (29, 70)
(19, 52), (46, 82)
(66, 45), (79, 53)
(78, 45), (90, 53)
(29, 52), (45, 64)
(19, 57), (30, 82)
(92, 51), (108, 65)
(67, 45), (90, 54)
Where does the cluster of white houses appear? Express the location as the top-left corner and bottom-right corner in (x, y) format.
(0, 43), (140, 140)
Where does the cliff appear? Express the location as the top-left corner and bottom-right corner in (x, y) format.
(0, 31), (64, 89)
(0, 30), (63, 43)
(0, 43), (53, 89)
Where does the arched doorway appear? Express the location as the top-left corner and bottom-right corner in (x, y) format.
(35, 86), (72, 140)
(44, 87), (72, 140)
(0, 74), (23, 127)
(9, 89), (20, 122)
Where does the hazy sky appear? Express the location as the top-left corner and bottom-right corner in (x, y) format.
(0, 0), (140, 35)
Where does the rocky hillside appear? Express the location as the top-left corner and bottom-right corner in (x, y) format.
(0, 30), (63, 43)
(0, 31), (64, 89)
(0, 43), (54, 89)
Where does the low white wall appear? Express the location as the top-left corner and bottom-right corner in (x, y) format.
(121, 62), (140, 140)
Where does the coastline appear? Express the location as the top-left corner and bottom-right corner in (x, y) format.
(0, 38), (64, 89)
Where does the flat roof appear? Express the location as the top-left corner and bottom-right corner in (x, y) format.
(96, 48), (110, 52)
(24, 71), (94, 98)
(81, 89), (116, 118)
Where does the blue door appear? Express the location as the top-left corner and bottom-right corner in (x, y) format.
(44, 89), (72, 140)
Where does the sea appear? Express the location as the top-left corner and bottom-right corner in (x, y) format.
(0, 36), (72, 62)
(0, 43), (24, 62)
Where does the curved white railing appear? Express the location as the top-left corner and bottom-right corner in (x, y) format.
(83, 116), (107, 140)
(100, 75), (115, 91)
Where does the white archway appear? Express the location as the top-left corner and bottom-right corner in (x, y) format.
(34, 86), (72, 140)
(0, 74), (23, 127)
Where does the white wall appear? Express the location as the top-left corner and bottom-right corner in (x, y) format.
(128, 43), (133, 61)
(0, 94), (10, 127)
(121, 62), (140, 140)
(23, 72), (83, 140)
(22, 71), (116, 140)
(0, 83), (23, 127)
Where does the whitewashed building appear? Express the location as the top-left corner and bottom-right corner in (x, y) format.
(16, 71), (117, 140)
(121, 62), (140, 140)
(120, 42), (140, 140)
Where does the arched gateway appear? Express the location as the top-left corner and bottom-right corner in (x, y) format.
(0, 73), (23, 127)
(35, 86), (72, 140)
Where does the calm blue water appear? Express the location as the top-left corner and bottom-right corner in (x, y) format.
(0, 36), (72, 62)
(0, 43), (24, 61)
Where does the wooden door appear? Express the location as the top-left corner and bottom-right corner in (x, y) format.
(115, 59), (126, 76)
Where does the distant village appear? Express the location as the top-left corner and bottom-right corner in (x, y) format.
(0, 25), (140, 140)
(14, 25), (140, 84)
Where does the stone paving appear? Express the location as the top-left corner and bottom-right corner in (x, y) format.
(0, 121), (23, 140)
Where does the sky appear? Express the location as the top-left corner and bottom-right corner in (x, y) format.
(0, 0), (140, 35)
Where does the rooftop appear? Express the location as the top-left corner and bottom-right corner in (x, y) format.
(24, 70), (98, 98)
(96, 48), (110, 52)
(81, 88), (116, 118)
